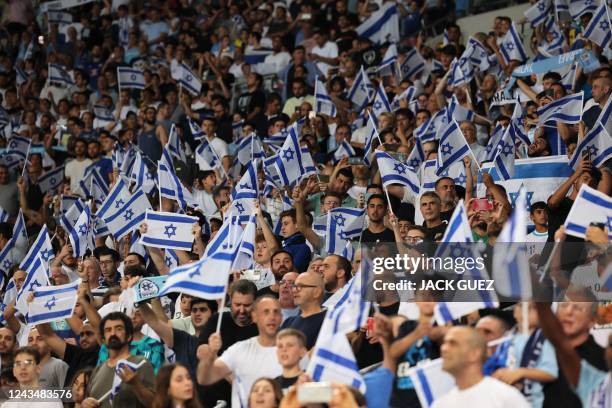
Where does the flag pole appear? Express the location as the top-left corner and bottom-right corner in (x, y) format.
(521, 301), (529, 334)
(21, 141), (32, 179)
(157, 162), (163, 211)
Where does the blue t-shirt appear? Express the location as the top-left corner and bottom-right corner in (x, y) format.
(364, 367), (395, 408)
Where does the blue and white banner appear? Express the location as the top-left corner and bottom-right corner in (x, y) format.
(26, 279), (80, 324)
(67, 203), (93, 257)
(512, 49), (585, 77)
(378, 43), (398, 77)
(499, 22), (528, 63)
(232, 212), (257, 271)
(103, 189), (151, 240)
(275, 124), (313, 186)
(80, 167), (109, 205)
(140, 210), (198, 251)
(569, 122), (612, 169)
(400, 48), (426, 79)
(406, 137), (426, 169)
(314, 77), (337, 117)
(493, 187), (532, 298)
(47, 10), (73, 25)
(524, 0), (552, 26)
(376, 150), (420, 195)
(117, 67), (145, 90)
(320, 265), (370, 332)
(436, 120), (473, 176)
(7, 135), (30, 160)
(564, 185), (612, 240)
(235, 133), (265, 166)
(492, 126), (517, 180)
(12, 210), (28, 254)
(391, 86), (416, 111)
(178, 62), (201, 95)
(195, 136), (222, 171)
(15, 256), (50, 315)
(355, 2), (399, 44)
(347, 67), (372, 111)
(48, 63), (74, 86)
(363, 115), (381, 166)
(324, 207), (365, 255)
(159, 149), (200, 210)
(408, 358), (455, 408)
(129, 151), (155, 194)
(38, 165), (64, 194)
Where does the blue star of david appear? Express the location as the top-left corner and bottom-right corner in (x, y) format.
(115, 199), (125, 209)
(240, 183), (250, 190)
(165, 256), (173, 266)
(123, 209), (134, 221)
(5, 156), (12, 163)
(49, 177), (56, 185)
(131, 74), (137, 81)
(585, 0), (594, 5)
(351, 123), (359, 131)
(40, 248), (51, 262)
(339, 230), (349, 240)
(455, 174), (467, 185)
(537, 2), (545, 10)
(506, 42), (515, 50)
(164, 224), (177, 239)
(282, 147), (295, 161)
(501, 143), (514, 156)
(509, 191), (534, 211)
(449, 243), (467, 259)
(409, 158), (420, 168)
(334, 214), (347, 227)
(441, 143), (453, 155)
(28, 279), (41, 291)
(587, 145), (599, 158)
(44, 296), (57, 311)
(459, 57), (467, 66)
(360, 83), (366, 93)
(486, 144), (494, 154)
(9, 141), (17, 149)
(550, 31), (559, 39)
(186, 75), (192, 82)
(146, 171), (154, 180)
(235, 202), (245, 213)
(78, 223), (88, 235)
(600, 21), (609, 31)
(373, 101), (382, 110)
(189, 269), (200, 278)
(393, 163), (406, 174)
(2, 260), (11, 269)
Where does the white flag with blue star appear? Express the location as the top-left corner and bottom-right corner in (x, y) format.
(26, 279), (80, 325)
(447, 95), (475, 122)
(406, 137), (426, 169)
(583, 2), (611, 48)
(38, 165), (64, 194)
(159, 148), (200, 210)
(178, 62), (202, 96)
(333, 140), (356, 163)
(485, 124), (507, 161)
(103, 189), (152, 240)
(569, 122), (612, 169)
(564, 184), (612, 240)
(436, 120), (475, 176)
(226, 189), (257, 226)
(363, 115), (382, 166)
(324, 207), (366, 255)
(79, 167), (109, 204)
(391, 86), (416, 111)
(15, 255), (50, 315)
(376, 150), (420, 195)
(236, 133), (265, 166)
(48, 63), (74, 86)
(493, 126), (517, 181)
(195, 136), (222, 171)
(347, 66), (372, 112)
(12, 210), (28, 255)
(378, 43), (398, 77)
(67, 202), (94, 257)
(400, 48), (426, 79)
(314, 76), (337, 117)
(524, 0), (552, 26)
(499, 22), (528, 63)
(232, 211), (257, 271)
(20, 225), (54, 272)
(117, 67), (145, 90)
(129, 151), (155, 194)
(371, 83), (391, 126)
(167, 124), (187, 163)
(493, 187), (532, 299)
(536, 91), (583, 126)
(275, 124), (314, 187)
(160, 217), (243, 299)
(140, 210), (198, 251)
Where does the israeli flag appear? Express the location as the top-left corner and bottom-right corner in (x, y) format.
(400, 48), (426, 79)
(371, 83), (391, 125)
(363, 115), (382, 166)
(0, 206), (8, 223)
(0, 236), (15, 278)
(97, 178), (132, 218)
(117, 67), (145, 90)
(275, 124), (312, 187)
(598, 92), (612, 135)
(140, 210), (198, 251)
(320, 265), (370, 332)
(493, 126), (517, 181)
(493, 187), (532, 299)
(60, 198), (84, 232)
(447, 95), (475, 122)
(378, 43), (398, 77)
(355, 2), (399, 44)
(406, 137), (426, 169)
(569, 122), (612, 169)
(26, 280), (80, 324)
(307, 331), (365, 392)
(448, 58), (467, 87)
(236, 133), (265, 165)
(314, 77), (337, 117)
(436, 120), (474, 176)
(129, 151), (155, 194)
(244, 49), (273, 64)
(12, 210), (28, 254)
(324, 207), (365, 255)
(408, 359), (455, 408)
(178, 62), (202, 96)
(437, 201), (473, 246)
(38, 165), (64, 194)
(435, 302), (497, 325)
(159, 150), (200, 210)
(584, 2), (611, 49)
(538, 25), (565, 57)
(376, 150), (420, 195)
(347, 67), (372, 111)
(195, 136), (222, 171)
(67, 203), (94, 257)
(80, 167), (109, 205)
(48, 63), (74, 86)
(415, 108), (448, 142)
(167, 124), (186, 162)
(536, 91), (583, 125)
(93, 105), (114, 122)
(564, 184), (612, 240)
(110, 360), (147, 402)
(264, 128), (287, 146)
(524, 0), (552, 26)
(391, 86), (416, 110)
(485, 124), (506, 161)
(160, 217), (243, 299)
(232, 211), (257, 271)
(47, 10), (73, 25)
(7, 135), (31, 160)
(232, 120), (244, 142)
(499, 23), (528, 63)
(188, 118), (206, 141)
(20, 225), (54, 272)
(570, 0), (601, 18)
(15, 66), (28, 86)
(103, 189), (151, 240)
(227, 189), (257, 225)
(466, 37), (492, 72)
(421, 160), (468, 191)
(333, 140), (356, 163)
(15, 255), (50, 315)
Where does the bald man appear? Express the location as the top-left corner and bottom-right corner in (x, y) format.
(432, 326), (529, 407)
(280, 271), (327, 349)
(583, 76), (611, 130)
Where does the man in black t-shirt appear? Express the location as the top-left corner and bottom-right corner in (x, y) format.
(419, 192), (448, 241)
(236, 72), (266, 121)
(361, 194), (396, 244)
(435, 177), (457, 222)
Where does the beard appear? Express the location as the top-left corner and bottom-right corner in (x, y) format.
(107, 335), (128, 350)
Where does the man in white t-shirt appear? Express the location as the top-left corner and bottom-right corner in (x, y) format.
(432, 326), (530, 408)
(64, 138), (93, 196)
(525, 202), (549, 265)
(193, 170), (218, 216)
(196, 296), (283, 407)
(262, 35), (292, 74)
(202, 116), (230, 170)
(309, 28), (338, 78)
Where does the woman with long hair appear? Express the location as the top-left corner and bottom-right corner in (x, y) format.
(71, 368), (93, 408)
(152, 364), (202, 408)
(249, 378), (283, 408)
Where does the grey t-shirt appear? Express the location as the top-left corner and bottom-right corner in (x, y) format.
(0, 182), (18, 217)
(39, 357), (69, 389)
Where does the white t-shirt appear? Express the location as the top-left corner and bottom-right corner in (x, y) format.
(431, 376), (530, 408)
(311, 41), (338, 77)
(208, 136), (230, 159)
(263, 51), (292, 74)
(525, 229), (548, 258)
(219, 336), (283, 408)
(64, 158), (93, 195)
(193, 189), (218, 216)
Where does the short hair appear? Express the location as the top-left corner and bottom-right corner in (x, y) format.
(407, 225), (427, 234)
(322, 191), (342, 203)
(337, 167), (354, 184)
(198, 170), (215, 180)
(271, 249), (293, 263)
(279, 209), (297, 223)
(529, 201), (547, 214)
(366, 193), (387, 207)
(123, 264), (147, 278)
(126, 252), (147, 266)
(332, 254), (352, 282)
(435, 177), (455, 189)
(229, 279), (257, 299)
(420, 191), (441, 203)
(95, 247), (120, 262)
(0, 223), (12, 240)
(276, 328), (307, 347)
(543, 72), (562, 82)
(99, 312), (134, 340)
(190, 298), (219, 314)
(14, 346), (40, 364)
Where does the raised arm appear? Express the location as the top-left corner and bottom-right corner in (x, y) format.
(36, 322), (68, 358)
(294, 183), (322, 249)
(256, 201), (280, 254)
(136, 302), (174, 347)
(196, 333), (231, 385)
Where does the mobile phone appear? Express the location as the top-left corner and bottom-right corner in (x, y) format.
(318, 174), (330, 183)
(301, 13), (312, 20)
(366, 316), (374, 337)
(308, 111), (316, 120)
(348, 157), (362, 165)
(297, 383), (333, 404)
(582, 150), (590, 161)
(471, 198), (494, 212)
